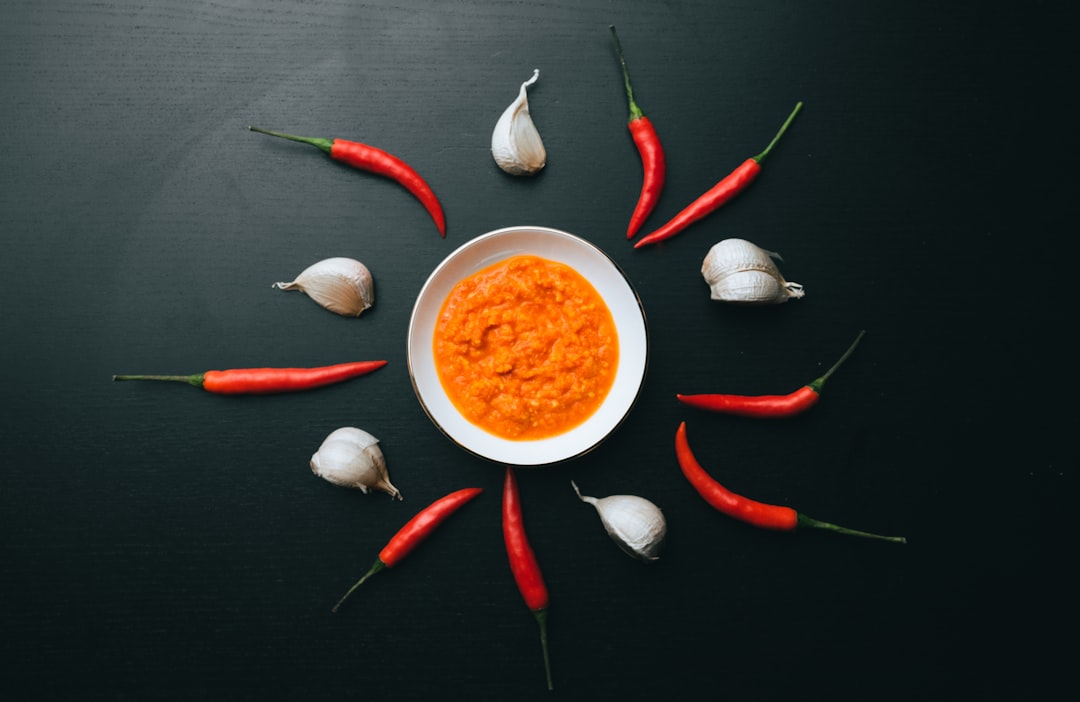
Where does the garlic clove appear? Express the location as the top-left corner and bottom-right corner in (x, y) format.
(572, 481), (666, 562)
(310, 427), (401, 499)
(491, 69), (547, 176)
(273, 257), (374, 317)
(321, 426), (378, 448)
(701, 238), (804, 305)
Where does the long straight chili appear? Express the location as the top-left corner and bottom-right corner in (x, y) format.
(634, 101), (803, 249)
(610, 25), (666, 240)
(677, 330), (864, 418)
(112, 359), (387, 395)
(502, 466), (553, 691)
(675, 422), (905, 543)
(248, 126), (446, 237)
(331, 486), (483, 613)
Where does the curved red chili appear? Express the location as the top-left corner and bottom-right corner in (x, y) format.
(634, 101), (802, 249)
(677, 330), (865, 418)
(610, 25), (666, 240)
(675, 422), (905, 543)
(249, 126), (446, 237)
(331, 487), (483, 613)
(502, 466), (553, 690)
(112, 359), (387, 395)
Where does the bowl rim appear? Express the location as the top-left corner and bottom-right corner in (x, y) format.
(406, 225), (649, 466)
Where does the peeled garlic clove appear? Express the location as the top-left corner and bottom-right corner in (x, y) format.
(491, 69), (547, 176)
(572, 481), (666, 562)
(310, 427), (401, 499)
(701, 238), (805, 305)
(273, 257), (374, 317)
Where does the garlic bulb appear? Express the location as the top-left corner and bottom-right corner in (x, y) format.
(571, 481), (666, 562)
(701, 238), (805, 305)
(491, 69), (546, 175)
(310, 427), (401, 499)
(273, 257), (374, 317)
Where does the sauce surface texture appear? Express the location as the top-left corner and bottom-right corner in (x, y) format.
(433, 255), (619, 440)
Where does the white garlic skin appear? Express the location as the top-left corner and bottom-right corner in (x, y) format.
(273, 257), (374, 317)
(491, 69), (547, 176)
(572, 481), (666, 562)
(310, 427), (401, 500)
(701, 238), (805, 305)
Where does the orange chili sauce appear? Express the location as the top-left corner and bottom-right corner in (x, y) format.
(433, 255), (619, 441)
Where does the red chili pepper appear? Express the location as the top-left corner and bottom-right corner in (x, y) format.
(675, 422), (905, 543)
(112, 360), (387, 395)
(248, 126), (446, 237)
(677, 330), (865, 418)
(634, 101), (803, 249)
(331, 487), (483, 613)
(610, 25), (666, 240)
(502, 466), (553, 691)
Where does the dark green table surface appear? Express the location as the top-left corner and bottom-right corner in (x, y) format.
(1, 1), (1072, 700)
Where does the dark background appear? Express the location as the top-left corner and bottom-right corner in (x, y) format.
(1, 1), (1072, 700)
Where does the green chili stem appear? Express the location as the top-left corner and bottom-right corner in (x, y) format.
(752, 101), (803, 163)
(609, 25), (643, 122)
(534, 608), (553, 691)
(248, 126), (334, 155)
(798, 513), (906, 544)
(331, 559), (386, 613)
(807, 329), (866, 393)
(112, 374), (204, 388)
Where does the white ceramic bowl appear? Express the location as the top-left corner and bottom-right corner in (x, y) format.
(407, 226), (648, 466)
